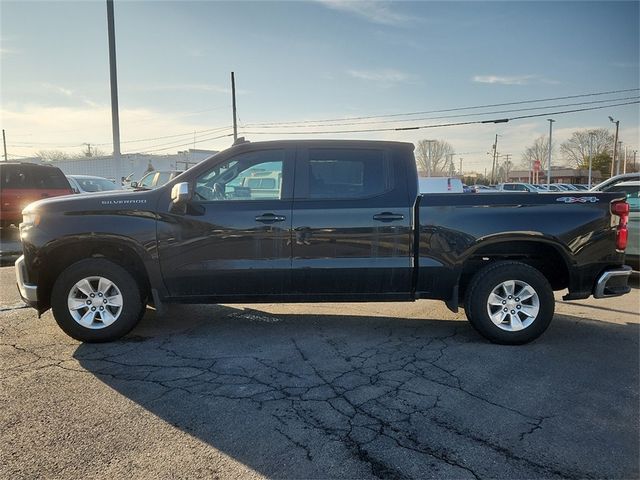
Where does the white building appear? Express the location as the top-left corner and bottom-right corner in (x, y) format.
(49, 149), (218, 183)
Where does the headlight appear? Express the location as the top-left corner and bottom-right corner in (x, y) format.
(21, 211), (41, 227)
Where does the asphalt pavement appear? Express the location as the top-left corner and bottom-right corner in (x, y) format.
(1, 266), (638, 479)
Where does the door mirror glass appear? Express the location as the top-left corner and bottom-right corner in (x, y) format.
(171, 182), (191, 204)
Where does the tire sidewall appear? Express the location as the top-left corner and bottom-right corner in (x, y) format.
(466, 262), (555, 345)
(51, 259), (143, 342)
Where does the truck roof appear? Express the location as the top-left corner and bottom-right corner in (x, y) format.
(228, 139), (416, 151)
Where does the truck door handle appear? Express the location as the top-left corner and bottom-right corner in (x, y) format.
(255, 213), (286, 223)
(373, 212), (404, 222)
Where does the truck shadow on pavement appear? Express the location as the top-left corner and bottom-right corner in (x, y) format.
(73, 305), (639, 480)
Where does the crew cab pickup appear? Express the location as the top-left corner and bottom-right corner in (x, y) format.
(15, 140), (632, 344)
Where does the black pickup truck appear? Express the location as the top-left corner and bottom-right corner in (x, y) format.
(15, 139), (632, 344)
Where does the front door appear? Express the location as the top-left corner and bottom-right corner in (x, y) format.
(157, 147), (294, 299)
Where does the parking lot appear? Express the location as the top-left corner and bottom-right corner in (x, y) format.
(1, 265), (638, 479)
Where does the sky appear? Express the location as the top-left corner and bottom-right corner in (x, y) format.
(1, 0), (639, 174)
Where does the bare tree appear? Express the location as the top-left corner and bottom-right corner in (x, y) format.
(560, 128), (613, 168)
(415, 139), (455, 175)
(35, 150), (70, 162)
(520, 135), (552, 170)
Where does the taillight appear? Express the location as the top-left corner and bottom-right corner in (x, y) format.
(612, 200), (629, 250)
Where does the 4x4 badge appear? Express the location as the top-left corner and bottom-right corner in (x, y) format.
(556, 196), (599, 203)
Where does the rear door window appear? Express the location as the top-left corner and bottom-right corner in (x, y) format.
(0, 165), (68, 189)
(31, 167), (69, 189)
(306, 148), (392, 199)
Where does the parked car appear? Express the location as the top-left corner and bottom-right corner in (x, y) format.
(471, 185), (496, 193)
(591, 173), (640, 192)
(131, 170), (184, 190)
(16, 139), (631, 344)
(0, 162), (72, 228)
(597, 180), (639, 270)
(67, 175), (121, 194)
(496, 182), (539, 192)
(418, 177), (464, 193)
(545, 184), (567, 192)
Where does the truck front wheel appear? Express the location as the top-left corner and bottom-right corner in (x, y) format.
(51, 259), (144, 342)
(464, 261), (554, 344)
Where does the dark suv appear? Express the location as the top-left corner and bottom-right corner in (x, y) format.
(0, 163), (72, 228)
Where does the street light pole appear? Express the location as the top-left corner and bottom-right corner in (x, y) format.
(588, 131), (595, 188)
(609, 116), (619, 178)
(547, 119), (555, 186)
(106, 0), (122, 185)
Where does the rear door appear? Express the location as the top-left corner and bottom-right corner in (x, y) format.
(290, 146), (414, 298)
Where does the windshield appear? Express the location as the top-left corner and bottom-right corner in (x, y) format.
(74, 177), (119, 192)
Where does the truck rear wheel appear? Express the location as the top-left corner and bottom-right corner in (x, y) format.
(464, 261), (554, 344)
(51, 259), (144, 342)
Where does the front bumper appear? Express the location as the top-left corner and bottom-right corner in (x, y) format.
(593, 266), (632, 298)
(15, 255), (38, 305)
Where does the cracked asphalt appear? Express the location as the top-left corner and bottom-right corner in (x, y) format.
(1, 266), (638, 479)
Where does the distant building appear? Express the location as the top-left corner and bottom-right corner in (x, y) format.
(46, 149), (218, 183)
(507, 167), (603, 184)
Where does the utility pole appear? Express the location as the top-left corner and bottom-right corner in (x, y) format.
(547, 119), (555, 186)
(609, 116), (619, 178)
(623, 145), (628, 174)
(106, 0), (122, 185)
(588, 131), (595, 188)
(2, 129), (7, 162)
(490, 134), (498, 184)
(459, 157), (463, 176)
(503, 153), (512, 181)
(633, 150), (637, 172)
(616, 141), (623, 175)
(231, 72), (238, 142)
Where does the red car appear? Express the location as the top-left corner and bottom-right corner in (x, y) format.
(0, 163), (73, 228)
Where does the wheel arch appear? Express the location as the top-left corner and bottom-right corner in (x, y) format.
(35, 236), (157, 314)
(457, 238), (572, 305)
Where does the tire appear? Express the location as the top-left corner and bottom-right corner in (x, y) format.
(464, 261), (555, 345)
(51, 259), (144, 342)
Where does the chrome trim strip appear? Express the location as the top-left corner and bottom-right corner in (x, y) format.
(15, 255), (38, 303)
(594, 266), (632, 298)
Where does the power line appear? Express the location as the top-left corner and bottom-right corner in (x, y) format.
(244, 95), (639, 129)
(241, 99), (639, 135)
(128, 127), (231, 152)
(96, 125), (232, 146)
(244, 87), (640, 126)
(129, 131), (234, 154)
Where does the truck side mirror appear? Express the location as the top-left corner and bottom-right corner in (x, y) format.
(171, 182), (191, 204)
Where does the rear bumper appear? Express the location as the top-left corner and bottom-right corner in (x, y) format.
(593, 266), (632, 298)
(15, 255), (38, 306)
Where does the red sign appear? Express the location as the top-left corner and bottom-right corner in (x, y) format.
(533, 160), (542, 172)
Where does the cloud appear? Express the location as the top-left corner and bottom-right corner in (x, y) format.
(611, 61), (638, 69)
(347, 68), (412, 85)
(472, 75), (559, 86)
(472, 75), (535, 86)
(316, 0), (415, 26)
(41, 83), (73, 97)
